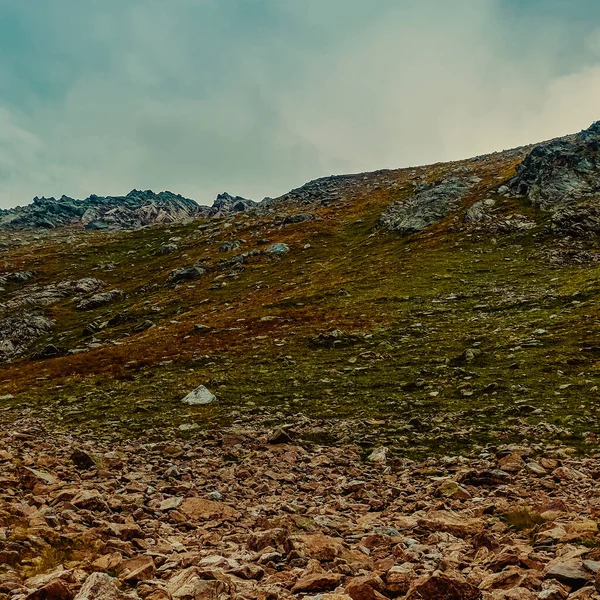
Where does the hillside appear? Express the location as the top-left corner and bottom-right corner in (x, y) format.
(1, 123), (600, 599)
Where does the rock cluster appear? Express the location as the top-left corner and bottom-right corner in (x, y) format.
(3, 424), (600, 599)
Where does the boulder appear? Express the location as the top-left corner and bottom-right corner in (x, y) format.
(265, 243), (290, 256)
(167, 266), (206, 284)
(181, 385), (216, 406)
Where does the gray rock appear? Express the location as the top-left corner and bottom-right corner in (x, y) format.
(5, 271), (35, 283)
(265, 243), (290, 256)
(182, 385), (216, 406)
(544, 562), (592, 589)
(0, 312), (54, 363)
(465, 199), (496, 223)
(76, 290), (124, 311)
(1, 277), (106, 311)
(281, 213), (315, 224)
(219, 240), (242, 252)
(210, 192), (256, 217)
(167, 265), (206, 284)
(378, 178), (473, 234)
(159, 243), (178, 255)
(74, 572), (130, 600)
(488, 214), (537, 233)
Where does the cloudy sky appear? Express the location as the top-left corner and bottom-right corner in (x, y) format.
(1, 0), (600, 208)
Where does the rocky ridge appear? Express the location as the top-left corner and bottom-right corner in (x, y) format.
(0, 191), (204, 231)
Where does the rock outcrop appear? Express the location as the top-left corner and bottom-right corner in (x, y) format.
(509, 121), (600, 210)
(379, 177), (476, 234)
(0, 311), (53, 362)
(209, 192), (256, 217)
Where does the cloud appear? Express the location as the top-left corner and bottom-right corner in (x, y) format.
(1, 0), (600, 209)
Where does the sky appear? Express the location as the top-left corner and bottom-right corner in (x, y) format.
(1, 0), (600, 209)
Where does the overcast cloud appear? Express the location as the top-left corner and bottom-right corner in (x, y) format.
(1, 0), (600, 208)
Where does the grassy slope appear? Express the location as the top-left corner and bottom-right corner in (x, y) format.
(1, 150), (599, 458)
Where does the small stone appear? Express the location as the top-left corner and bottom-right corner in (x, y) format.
(368, 447), (388, 464)
(437, 480), (472, 500)
(346, 574), (387, 599)
(119, 556), (155, 583)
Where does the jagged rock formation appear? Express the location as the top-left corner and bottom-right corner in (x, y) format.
(209, 192), (256, 217)
(378, 177), (477, 234)
(509, 121), (600, 210)
(0, 190), (205, 230)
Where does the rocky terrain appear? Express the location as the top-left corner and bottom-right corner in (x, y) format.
(1, 122), (600, 598)
(3, 420), (600, 599)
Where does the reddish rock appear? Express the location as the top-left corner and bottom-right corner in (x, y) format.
(91, 552), (123, 573)
(345, 574), (387, 600)
(296, 533), (346, 562)
(292, 572), (343, 593)
(417, 510), (484, 537)
(25, 579), (73, 600)
(385, 563), (417, 595)
(179, 498), (239, 521)
(165, 567), (233, 599)
(119, 556), (155, 583)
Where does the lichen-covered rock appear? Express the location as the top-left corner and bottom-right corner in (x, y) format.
(265, 243), (290, 256)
